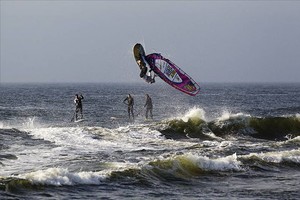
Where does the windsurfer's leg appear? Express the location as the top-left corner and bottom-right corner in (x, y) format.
(75, 107), (81, 120)
(131, 107), (134, 120)
(140, 66), (148, 78)
(80, 108), (83, 119)
(140, 70), (145, 78)
(151, 75), (156, 83)
(127, 107), (131, 119)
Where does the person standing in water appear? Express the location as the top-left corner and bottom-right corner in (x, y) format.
(123, 94), (134, 120)
(144, 94), (153, 119)
(74, 94), (84, 121)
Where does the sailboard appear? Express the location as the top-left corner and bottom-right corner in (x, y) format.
(133, 43), (146, 68)
(74, 119), (85, 123)
(145, 53), (200, 96)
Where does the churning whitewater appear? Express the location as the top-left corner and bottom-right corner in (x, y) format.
(1, 83), (300, 199)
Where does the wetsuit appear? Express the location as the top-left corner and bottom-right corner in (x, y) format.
(144, 95), (153, 119)
(123, 95), (134, 120)
(74, 95), (84, 120)
(138, 58), (148, 78)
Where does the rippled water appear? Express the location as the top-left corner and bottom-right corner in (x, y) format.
(1, 83), (300, 199)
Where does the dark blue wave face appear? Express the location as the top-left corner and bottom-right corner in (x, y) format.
(0, 83), (299, 128)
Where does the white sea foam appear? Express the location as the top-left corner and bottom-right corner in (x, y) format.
(113, 125), (195, 151)
(0, 117), (42, 130)
(289, 136), (300, 143)
(217, 110), (250, 122)
(22, 117), (39, 129)
(181, 107), (206, 122)
(243, 149), (300, 164)
(188, 153), (242, 171)
(21, 168), (107, 186)
(0, 127), (124, 177)
(151, 153), (243, 173)
(1, 123), (196, 179)
(29, 127), (122, 153)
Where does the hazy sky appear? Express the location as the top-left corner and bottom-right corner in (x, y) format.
(1, 1), (300, 83)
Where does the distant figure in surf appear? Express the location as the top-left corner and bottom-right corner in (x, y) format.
(144, 94), (153, 119)
(74, 94), (84, 120)
(123, 94), (134, 120)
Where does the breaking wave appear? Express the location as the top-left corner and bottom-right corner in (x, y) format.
(159, 108), (300, 141)
(1, 148), (299, 190)
(145, 153), (242, 179)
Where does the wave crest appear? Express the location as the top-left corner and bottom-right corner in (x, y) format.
(21, 168), (106, 186)
(159, 110), (300, 140)
(146, 153), (242, 178)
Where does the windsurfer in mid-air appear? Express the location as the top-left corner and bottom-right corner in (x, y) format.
(133, 43), (200, 96)
(137, 59), (156, 84)
(134, 43), (156, 84)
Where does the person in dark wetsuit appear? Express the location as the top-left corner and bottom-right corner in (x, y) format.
(144, 94), (153, 119)
(74, 94), (84, 120)
(137, 59), (156, 84)
(123, 94), (134, 120)
(134, 43), (156, 84)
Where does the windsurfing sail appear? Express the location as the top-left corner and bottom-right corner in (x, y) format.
(145, 53), (200, 96)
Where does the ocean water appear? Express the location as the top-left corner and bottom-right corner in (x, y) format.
(0, 82), (300, 199)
